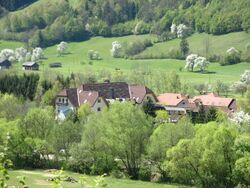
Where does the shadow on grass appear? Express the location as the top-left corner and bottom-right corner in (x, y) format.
(192, 70), (217, 74)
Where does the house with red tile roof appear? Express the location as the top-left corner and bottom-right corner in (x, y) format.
(157, 93), (191, 122)
(157, 92), (236, 122)
(56, 82), (157, 121)
(192, 93), (236, 114)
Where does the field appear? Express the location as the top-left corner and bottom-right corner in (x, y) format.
(140, 32), (250, 57)
(7, 170), (191, 188)
(0, 32), (249, 85)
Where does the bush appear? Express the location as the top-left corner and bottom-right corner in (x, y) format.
(133, 21), (151, 35)
(208, 54), (221, 62)
(111, 21), (136, 36)
(220, 53), (241, 66)
(123, 39), (152, 57)
(88, 50), (101, 60)
(168, 49), (183, 59)
(138, 163), (152, 181)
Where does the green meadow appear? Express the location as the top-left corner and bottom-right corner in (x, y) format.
(0, 32), (249, 85)
(8, 170), (192, 188)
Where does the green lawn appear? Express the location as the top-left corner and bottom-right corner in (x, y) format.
(0, 32), (249, 85)
(140, 32), (250, 57)
(7, 170), (191, 188)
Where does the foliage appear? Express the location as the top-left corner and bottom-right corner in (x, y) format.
(57, 41), (68, 56)
(0, 73), (39, 100)
(165, 123), (239, 187)
(179, 38), (189, 57)
(1, 0), (250, 46)
(110, 41), (123, 58)
(88, 50), (101, 60)
(185, 54), (209, 72)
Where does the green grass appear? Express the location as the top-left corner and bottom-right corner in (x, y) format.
(0, 33), (249, 85)
(7, 170), (191, 188)
(140, 32), (250, 56)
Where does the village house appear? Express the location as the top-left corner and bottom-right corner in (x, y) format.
(0, 59), (11, 70)
(192, 93), (236, 114)
(55, 82), (158, 121)
(22, 62), (39, 71)
(157, 93), (193, 122)
(157, 92), (236, 122)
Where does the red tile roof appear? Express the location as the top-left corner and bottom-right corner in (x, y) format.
(157, 93), (186, 106)
(78, 90), (99, 107)
(56, 82), (157, 107)
(193, 93), (233, 107)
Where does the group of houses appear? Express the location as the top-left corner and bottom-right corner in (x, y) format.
(0, 59), (39, 71)
(55, 81), (237, 121)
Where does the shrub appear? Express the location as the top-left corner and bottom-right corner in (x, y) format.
(138, 164), (152, 181)
(220, 53), (241, 66)
(123, 39), (152, 57)
(88, 50), (101, 60)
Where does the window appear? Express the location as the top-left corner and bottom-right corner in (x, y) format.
(62, 98), (65, 103)
(59, 98), (61, 102)
(98, 99), (101, 103)
(65, 99), (68, 103)
(97, 107), (101, 112)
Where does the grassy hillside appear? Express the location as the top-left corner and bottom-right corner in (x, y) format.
(0, 0), (250, 47)
(0, 33), (249, 85)
(8, 170), (191, 188)
(140, 32), (250, 57)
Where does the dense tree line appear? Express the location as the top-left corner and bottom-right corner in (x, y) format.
(0, 96), (249, 187)
(0, 0), (249, 46)
(0, 73), (39, 100)
(0, 0), (37, 11)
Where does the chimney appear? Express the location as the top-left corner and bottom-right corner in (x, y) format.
(110, 87), (115, 99)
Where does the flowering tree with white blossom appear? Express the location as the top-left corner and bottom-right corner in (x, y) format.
(15, 47), (28, 62)
(194, 56), (210, 72)
(111, 41), (123, 58)
(57, 41), (68, 56)
(0, 49), (15, 62)
(31, 47), (44, 62)
(185, 54), (198, 72)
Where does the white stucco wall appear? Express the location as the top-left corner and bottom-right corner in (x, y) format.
(92, 97), (108, 112)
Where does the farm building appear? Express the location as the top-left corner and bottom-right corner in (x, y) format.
(55, 82), (158, 121)
(0, 59), (11, 70)
(22, 62), (39, 70)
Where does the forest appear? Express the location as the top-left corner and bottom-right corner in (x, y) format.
(0, 0), (249, 47)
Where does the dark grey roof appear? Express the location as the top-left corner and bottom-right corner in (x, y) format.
(81, 82), (130, 99)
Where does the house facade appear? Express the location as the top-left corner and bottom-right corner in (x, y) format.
(0, 60), (11, 70)
(157, 93), (191, 122)
(22, 62), (39, 70)
(55, 82), (157, 121)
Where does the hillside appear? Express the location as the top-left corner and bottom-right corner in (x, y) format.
(0, 0), (249, 47)
(139, 32), (250, 58)
(0, 32), (249, 86)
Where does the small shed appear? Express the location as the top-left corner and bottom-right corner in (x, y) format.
(0, 60), (11, 70)
(22, 62), (39, 71)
